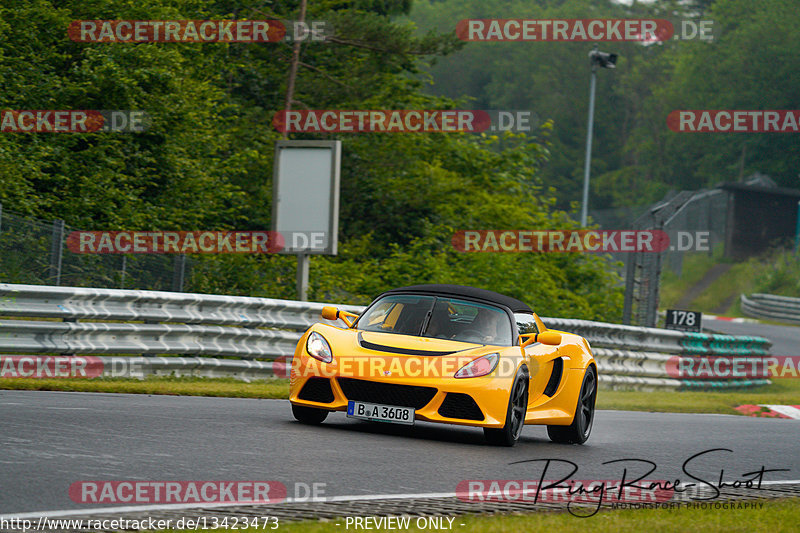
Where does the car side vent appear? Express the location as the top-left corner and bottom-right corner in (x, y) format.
(543, 357), (563, 397)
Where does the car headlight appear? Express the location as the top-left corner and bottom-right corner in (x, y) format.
(455, 353), (499, 378)
(306, 332), (333, 363)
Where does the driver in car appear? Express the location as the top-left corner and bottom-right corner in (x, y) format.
(472, 309), (500, 344)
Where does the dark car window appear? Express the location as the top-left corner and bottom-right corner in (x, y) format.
(423, 298), (512, 346)
(357, 294), (513, 345)
(515, 313), (539, 336)
(357, 295), (436, 336)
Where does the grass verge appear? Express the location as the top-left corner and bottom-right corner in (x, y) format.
(2, 376), (799, 416)
(659, 251), (722, 310)
(0, 376), (289, 398)
(660, 248), (800, 317)
(598, 378), (800, 414)
(158, 497), (799, 533)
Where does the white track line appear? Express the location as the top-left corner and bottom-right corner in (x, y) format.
(760, 405), (800, 419)
(3, 482), (800, 520)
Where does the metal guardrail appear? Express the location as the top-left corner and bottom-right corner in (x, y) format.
(0, 284), (362, 329)
(742, 293), (800, 325)
(0, 283), (773, 390)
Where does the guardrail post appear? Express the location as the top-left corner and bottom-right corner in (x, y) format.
(49, 219), (65, 286)
(297, 253), (309, 301)
(172, 254), (186, 292)
(622, 253), (636, 325)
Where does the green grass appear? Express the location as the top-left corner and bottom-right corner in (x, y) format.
(156, 498), (800, 533)
(659, 251), (721, 310)
(2, 376), (799, 417)
(660, 248), (800, 317)
(691, 260), (764, 316)
(598, 379), (800, 414)
(0, 375), (289, 398)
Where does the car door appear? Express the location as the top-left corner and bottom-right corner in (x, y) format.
(516, 313), (562, 403)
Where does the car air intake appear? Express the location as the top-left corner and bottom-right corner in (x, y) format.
(438, 393), (484, 421)
(337, 378), (437, 409)
(543, 358), (564, 397)
(298, 378), (335, 403)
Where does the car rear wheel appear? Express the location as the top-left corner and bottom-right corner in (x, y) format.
(547, 365), (596, 444)
(292, 404), (329, 424)
(484, 367), (528, 447)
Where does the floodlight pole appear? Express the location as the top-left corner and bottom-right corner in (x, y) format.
(580, 46), (599, 228)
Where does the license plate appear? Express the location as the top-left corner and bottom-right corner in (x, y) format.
(346, 400), (415, 425)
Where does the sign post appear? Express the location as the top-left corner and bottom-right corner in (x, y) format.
(272, 140), (341, 300)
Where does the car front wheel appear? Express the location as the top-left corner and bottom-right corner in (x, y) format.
(547, 365), (596, 444)
(484, 367), (528, 447)
(292, 404), (329, 425)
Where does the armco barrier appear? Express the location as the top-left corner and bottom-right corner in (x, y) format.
(742, 293), (800, 325)
(0, 283), (772, 390)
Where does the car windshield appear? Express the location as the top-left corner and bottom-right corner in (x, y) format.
(357, 294), (512, 345)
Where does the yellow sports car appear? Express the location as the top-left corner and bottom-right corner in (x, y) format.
(289, 284), (597, 446)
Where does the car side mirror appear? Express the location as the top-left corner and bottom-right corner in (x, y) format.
(538, 331), (562, 345)
(321, 306), (339, 320)
(321, 306), (358, 327)
(519, 331), (562, 348)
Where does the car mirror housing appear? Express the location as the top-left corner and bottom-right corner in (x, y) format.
(321, 306), (358, 327)
(321, 306), (339, 320)
(519, 331), (562, 348)
(538, 331), (562, 345)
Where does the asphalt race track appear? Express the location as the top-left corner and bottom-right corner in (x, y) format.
(1, 391), (799, 517)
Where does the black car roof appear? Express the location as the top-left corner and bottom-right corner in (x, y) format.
(379, 284), (532, 313)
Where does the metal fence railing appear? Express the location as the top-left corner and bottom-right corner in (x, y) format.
(620, 189), (730, 327)
(0, 204), (189, 291)
(662, 188), (728, 276)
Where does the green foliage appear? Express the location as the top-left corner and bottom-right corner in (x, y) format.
(409, 0), (658, 210)
(754, 250), (800, 297)
(632, 0), (800, 191)
(0, 0), (624, 321)
(409, 0), (800, 210)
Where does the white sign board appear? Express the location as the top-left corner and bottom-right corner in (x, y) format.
(272, 140), (341, 254)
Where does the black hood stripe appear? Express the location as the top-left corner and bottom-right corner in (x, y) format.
(357, 332), (478, 356)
